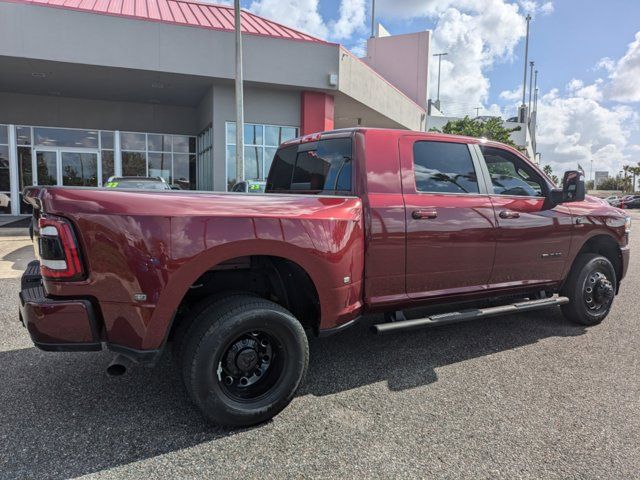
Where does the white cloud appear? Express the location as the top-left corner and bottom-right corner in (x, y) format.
(330, 0), (367, 40)
(606, 31), (640, 102)
(499, 86), (523, 102)
(535, 88), (637, 175)
(249, 0), (329, 39)
(348, 37), (368, 57)
(565, 78), (603, 102)
(249, 0), (368, 42)
(427, 1), (526, 116)
(540, 2), (554, 14)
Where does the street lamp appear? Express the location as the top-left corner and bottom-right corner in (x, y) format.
(528, 60), (534, 119)
(433, 52), (448, 110)
(519, 14), (532, 122)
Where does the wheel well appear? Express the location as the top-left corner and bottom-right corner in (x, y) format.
(169, 256), (321, 341)
(575, 235), (623, 281)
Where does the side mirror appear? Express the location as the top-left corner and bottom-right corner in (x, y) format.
(561, 170), (586, 202)
(547, 170), (585, 208)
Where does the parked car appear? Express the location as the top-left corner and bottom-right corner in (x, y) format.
(621, 195), (640, 209)
(104, 176), (172, 190)
(604, 195), (621, 207)
(20, 128), (631, 426)
(230, 180), (267, 193)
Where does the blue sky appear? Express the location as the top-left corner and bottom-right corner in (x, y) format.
(244, 0), (640, 177)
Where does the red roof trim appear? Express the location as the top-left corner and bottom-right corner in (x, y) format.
(4, 0), (333, 45)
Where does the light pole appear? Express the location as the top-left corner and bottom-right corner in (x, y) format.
(234, 0), (245, 186)
(533, 70), (538, 113)
(433, 52), (448, 110)
(370, 0), (376, 38)
(520, 14), (532, 122)
(528, 60), (534, 119)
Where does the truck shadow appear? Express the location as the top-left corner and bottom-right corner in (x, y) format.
(0, 309), (585, 479)
(302, 308), (586, 396)
(2, 244), (36, 272)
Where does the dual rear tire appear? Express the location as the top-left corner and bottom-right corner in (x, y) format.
(178, 296), (308, 427)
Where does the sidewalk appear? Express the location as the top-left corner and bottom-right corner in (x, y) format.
(0, 236), (34, 279)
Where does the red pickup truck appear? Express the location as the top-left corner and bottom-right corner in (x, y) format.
(20, 128), (630, 426)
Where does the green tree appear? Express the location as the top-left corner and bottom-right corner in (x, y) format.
(430, 116), (522, 149)
(542, 164), (560, 186)
(597, 176), (623, 191)
(631, 165), (640, 192)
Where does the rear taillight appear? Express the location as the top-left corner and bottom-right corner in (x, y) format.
(38, 215), (85, 281)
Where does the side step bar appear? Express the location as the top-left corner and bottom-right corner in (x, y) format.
(371, 296), (570, 335)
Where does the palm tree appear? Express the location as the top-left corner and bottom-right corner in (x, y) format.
(632, 165), (640, 193)
(621, 165), (630, 192)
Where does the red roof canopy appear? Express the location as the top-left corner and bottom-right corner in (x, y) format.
(9, 0), (329, 44)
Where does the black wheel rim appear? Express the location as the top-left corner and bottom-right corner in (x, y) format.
(216, 330), (286, 402)
(583, 268), (614, 314)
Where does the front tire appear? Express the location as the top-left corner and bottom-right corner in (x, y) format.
(561, 253), (617, 326)
(181, 295), (309, 426)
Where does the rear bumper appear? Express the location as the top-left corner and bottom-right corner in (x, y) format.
(19, 262), (102, 351)
(19, 261), (160, 363)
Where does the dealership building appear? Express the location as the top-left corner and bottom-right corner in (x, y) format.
(0, 0), (432, 215)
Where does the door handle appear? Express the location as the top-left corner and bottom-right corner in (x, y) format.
(412, 209), (438, 220)
(499, 210), (520, 219)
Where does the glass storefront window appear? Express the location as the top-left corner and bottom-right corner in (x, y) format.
(148, 152), (172, 183)
(264, 147), (278, 176)
(245, 125), (263, 145)
(173, 153), (195, 190)
(101, 151), (114, 184)
(121, 132), (146, 151)
(0, 193), (10, 214)
(148, 134), (172, 152)
(244, 146), (263, 181)
(0, 138), (10, 213)
(226, 122), (298, 190)
(4, 127), (198, 214)
(18, 147), (32, 190)
(0, 146), (9, 191)
(16, 126), (32, 146)
(100, 131), (114, 150)
(34, 127), (99, 148)
(265, 126), (297, 147)
(36, 151), (58, 186)
(122, 152), (147, 176)
(61, 152), (98, 187)
(121, 132), (196, 187)
(173, 135), (194, 153)
(226, 145), (236, 192)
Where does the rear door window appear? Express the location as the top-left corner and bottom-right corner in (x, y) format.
(413, 141), (479, 194)
(266, 138), (352, 194)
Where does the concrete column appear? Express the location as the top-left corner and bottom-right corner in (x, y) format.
(300, 92), (334, 136)
(8, 125), (19, 215)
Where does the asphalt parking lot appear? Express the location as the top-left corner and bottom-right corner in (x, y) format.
(1, 213), (639, 479)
